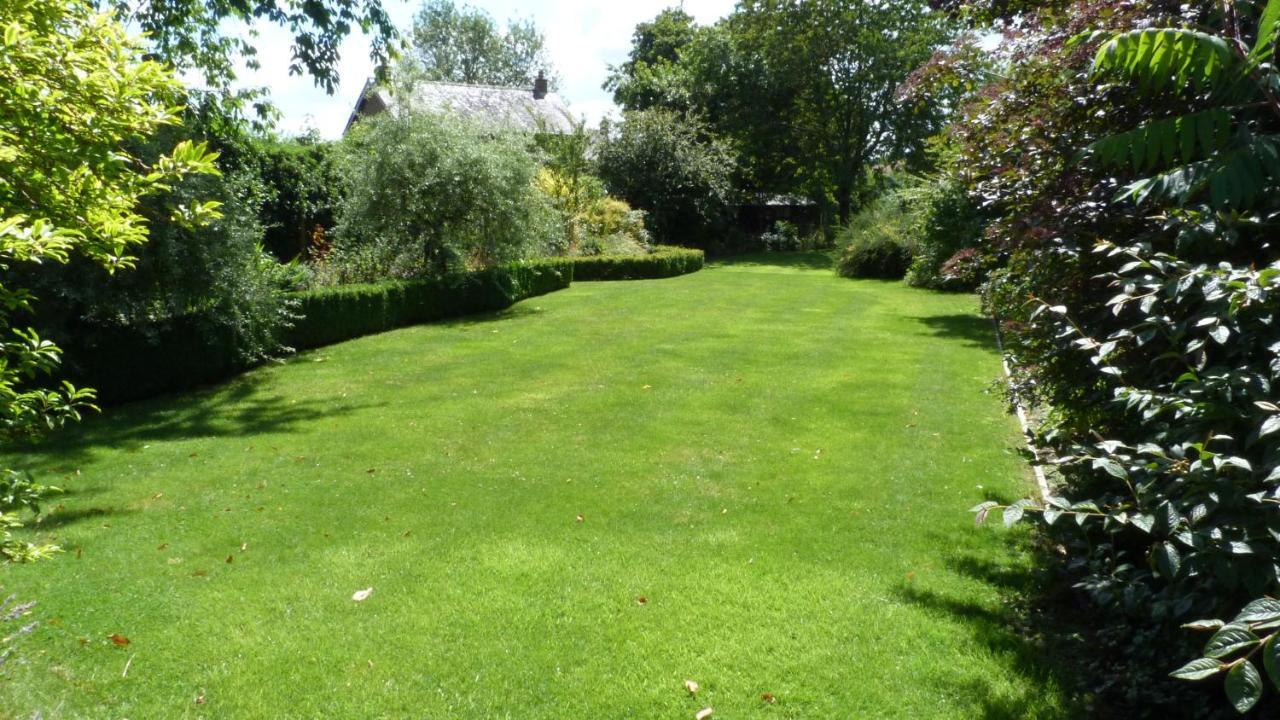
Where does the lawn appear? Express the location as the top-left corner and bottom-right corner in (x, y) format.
(0, 254), (1069, 718)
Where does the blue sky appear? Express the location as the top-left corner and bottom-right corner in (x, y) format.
(226, 0), (737, 138)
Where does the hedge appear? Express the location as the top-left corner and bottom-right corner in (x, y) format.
(569, 245), (704, 281)
(64, 259), (572, 405)
(286, 258), (571, 350)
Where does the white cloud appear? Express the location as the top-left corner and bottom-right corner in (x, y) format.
(227, 0), (735, 138)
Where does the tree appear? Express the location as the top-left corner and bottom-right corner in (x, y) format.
(0, 0), (219, 560)
(407, 0), (555, 88)
(723, 0), (951, 222)
(104, 0), (396, 95)
(597, 109), (739, 249)
(604, 8), (700, 112)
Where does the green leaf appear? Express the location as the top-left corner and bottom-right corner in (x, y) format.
(1170, 656), (1226, 680)
(1264, 637), (1280, 691)
(1252, 0), (1280, 60)
(1238, 599), (1280, 624)
(1261, 415), (1280, 438)
(1184, 619), (1226, 631)
(1154, 541), (1182, 579)
(1226, 659), (1263, 713)
(1206, 624), (1261, 659)
(1002, 504), (1024, 528)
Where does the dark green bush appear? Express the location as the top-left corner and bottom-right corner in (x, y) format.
(836, 234), (913, 280)
(568, 246), (704, 281)
(65, 259), (572, 404)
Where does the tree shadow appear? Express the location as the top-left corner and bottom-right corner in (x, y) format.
(710, 251), (835, 271)
(892, 536), (1088, 719)
(9, 371), (382, 468)
(33, 505), (133, 530)
(912, 313), (999, 351)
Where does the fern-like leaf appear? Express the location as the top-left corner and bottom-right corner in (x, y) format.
(1088, 109), (1232, 173)
(1093, 29), (1237, 94)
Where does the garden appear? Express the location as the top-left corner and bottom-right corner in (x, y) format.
(4, 0), (1280, 717)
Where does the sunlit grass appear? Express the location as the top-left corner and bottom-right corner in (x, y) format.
(0, 253), (1069, 718)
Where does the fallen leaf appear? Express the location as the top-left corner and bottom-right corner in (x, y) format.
(352, 587), (374, 602)
(240, 542), (247, 552)
(108, 633), (130, 647)
(225, 555), (234, 564)
(366, 468), (377, 475)
(696, 708), (713, 720)
(402, 530), (412, 537)
(192, 569), (207, 577)
(195, 691), (206, 705)
(575, 514), (585, 523)
(156, 543), (168, 550)
(761, 693), (777, 704)
(642, 385), (652, 390)
(46, 618), (61, 626)
(684, 680), (699, 695)
(636, 596), (648, 606)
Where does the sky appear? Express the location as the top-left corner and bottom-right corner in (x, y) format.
(228, 0), (737, 139)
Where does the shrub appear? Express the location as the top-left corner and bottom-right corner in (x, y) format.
(597, 109), (738, 250)
(533, 167), (650, 256)
(248, 134), (344, 262)
(903, 178), (986, 291)
(834, 190), (919, 279)
(569, 246), (704, 281)
(326, 108), (563, 283)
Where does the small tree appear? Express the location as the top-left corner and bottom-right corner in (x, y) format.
(596, 109), (739, 249)
(327, 108), (561, 282)
(0, 0), (219, 560)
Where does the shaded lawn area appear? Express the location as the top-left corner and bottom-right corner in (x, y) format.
(0, 254), (1072, 718)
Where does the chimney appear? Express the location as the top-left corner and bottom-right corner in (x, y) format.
(533, 71), (548, 100)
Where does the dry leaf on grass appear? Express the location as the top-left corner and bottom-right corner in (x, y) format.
(195, 690), (206, 705)
(761, 693), (777, 704)
(575, 514), (585, 523)
(695, 708), (713, 720)
(636, 596), (648, 606)
(684, 679), (699, 695)
(108, 633), (130, 647)
(352, 587), (374, 602)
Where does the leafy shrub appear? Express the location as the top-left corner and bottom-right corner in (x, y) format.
(834, 190), (920, 279)
(835, 234), (913, 279)
(903, 178), (986, 291)
(247, 134), (343, 261)
(597, 109), (739, 250)
(533, 168), (650, 256)
(568, 246), (704, 281)
(325, 108), (563, 283)
(954, 1), (1280, 714)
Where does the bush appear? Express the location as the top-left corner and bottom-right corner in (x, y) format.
(568, 246), (704, 281)
(533, 167), (651, 256)
(903, 178), (986, 291)
(247, 134), (343, 262)
(325, 108), (563, 283)
(597, 109), (738, 250)
(834, 190), (919, 279)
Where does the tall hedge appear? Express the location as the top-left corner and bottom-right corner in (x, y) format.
(64, 259), (572, 404)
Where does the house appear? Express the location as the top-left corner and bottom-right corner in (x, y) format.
(344, 71), (575, 135)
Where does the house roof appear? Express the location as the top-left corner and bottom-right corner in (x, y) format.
(345, 79), (576, 135)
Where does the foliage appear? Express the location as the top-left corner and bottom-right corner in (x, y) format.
(104, 0), (395, 95)
(0, 0), (219, 561)
(326, 108), (562, 284)
(834, 180), (926, 279)
(954, 0), (1280, 713)
(567, 245), (704, 281)
(407, 0), (554, 88)
(603, 8), (701, 113)
(903, 177), (987, 291)
(533, 169), (650, 256)
(759, 221), (803, 253)
(249, 134), (344, 261)
(596, 109), (739, 250)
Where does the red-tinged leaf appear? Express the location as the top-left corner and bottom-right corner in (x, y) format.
(761, 693), (777, 704)
(108, 633), (130, 647)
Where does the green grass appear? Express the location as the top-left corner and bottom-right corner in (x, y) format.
(0, 253), (1070, 718)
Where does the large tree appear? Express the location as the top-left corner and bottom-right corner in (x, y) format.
(0, 0), (220, 560)
(604, 8), (700, 112)
(407, 0), (555, 88)
(724, 0), (950, 222)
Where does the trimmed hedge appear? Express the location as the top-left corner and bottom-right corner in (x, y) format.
(286, 258), (571, 350)
(65, 259), (572, 405)
(569, 245), (704, 281)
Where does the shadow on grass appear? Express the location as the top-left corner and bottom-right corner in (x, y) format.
(710, 251), (835, 271)
(912, 313), (998, 351)
(892, 537), (1086, 719)
(10, 372), (382, 468)
(34, 505), (133, 530)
